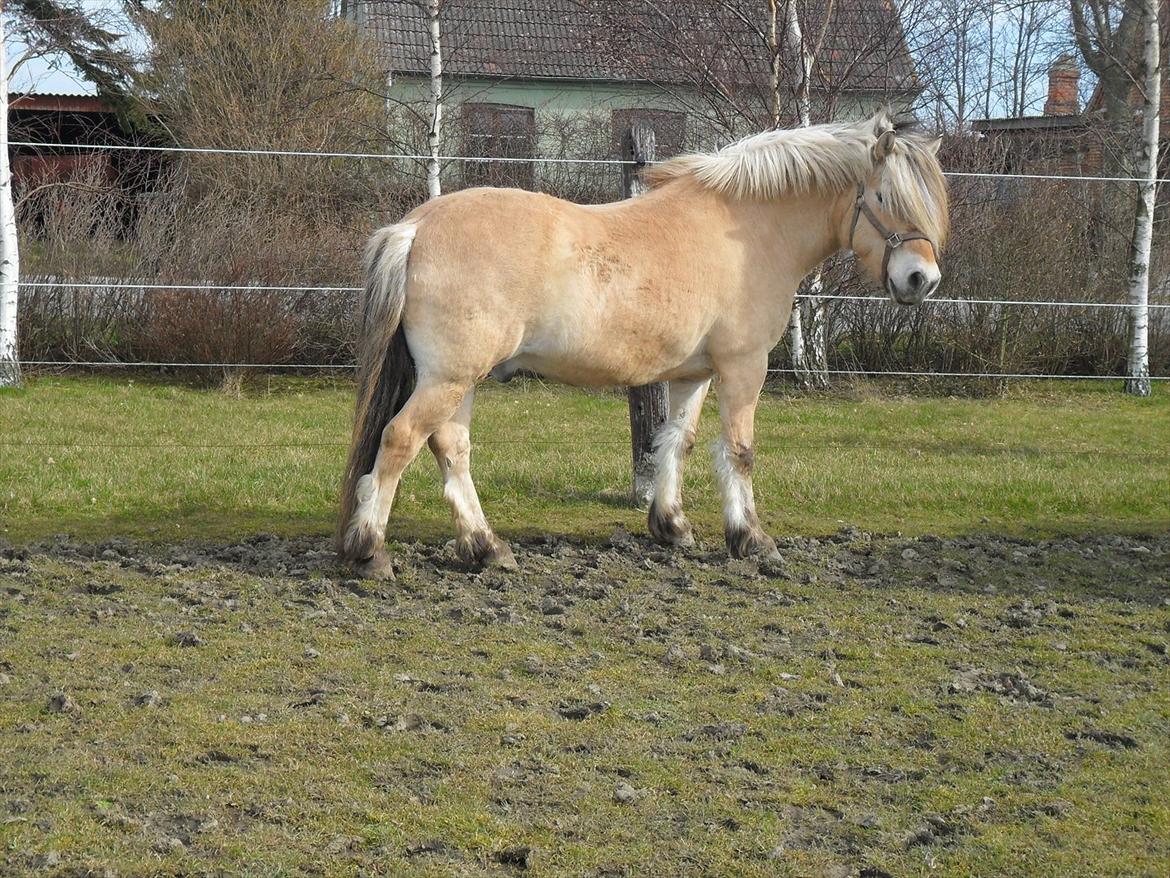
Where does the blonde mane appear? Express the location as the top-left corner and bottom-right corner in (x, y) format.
(647, 113), (949, 246)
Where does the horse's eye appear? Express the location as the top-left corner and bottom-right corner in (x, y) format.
(875, 191), (884, 205)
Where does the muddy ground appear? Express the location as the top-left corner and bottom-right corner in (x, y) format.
(1, 530), (1168, 877)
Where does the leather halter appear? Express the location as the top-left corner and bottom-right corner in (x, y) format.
(848, 183), (936, 290)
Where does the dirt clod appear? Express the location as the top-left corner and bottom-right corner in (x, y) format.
(493, 846), (531, 869)
(613, 782), (639, 804)
(1067, 729), (1138, 749)
(557, 701), (609, 721)
(135, 690), (161, 708)
(684, 721), (747, 742)
(948, 668), (1051, 705)
(45, 693), (79, 714)
(170, 631), (204, 648)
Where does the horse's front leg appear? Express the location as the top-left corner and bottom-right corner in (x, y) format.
(712, 354), (779, 560)
(648, 378), (711, 547)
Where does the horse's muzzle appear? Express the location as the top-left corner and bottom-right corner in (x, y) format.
(889, 271), (938, 306)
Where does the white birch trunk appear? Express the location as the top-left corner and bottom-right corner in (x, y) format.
(425, 0), (443, 200)
(767, 0), (783, 127)
(782, 0), (812, 129)
(802, 273), (827, 387)
(780, 0), (829, 387)
(0, 24), (21, 388)
(1125, 0), (1159, 397)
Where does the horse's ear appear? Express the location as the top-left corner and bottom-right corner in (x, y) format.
(871, 109), (893, 137)
(874, 129), (897, 161)
(927, 136), (942, 156)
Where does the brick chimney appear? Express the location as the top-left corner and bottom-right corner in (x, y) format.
(1043, 55), (1080, 116)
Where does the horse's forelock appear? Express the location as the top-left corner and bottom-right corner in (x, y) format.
(882, 134), (950, 248)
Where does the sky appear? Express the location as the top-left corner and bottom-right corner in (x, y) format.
(3, 0), (140, 96)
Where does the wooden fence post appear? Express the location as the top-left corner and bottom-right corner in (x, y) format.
(622, 123), (668, 508)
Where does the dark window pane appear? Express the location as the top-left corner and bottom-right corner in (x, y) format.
(463, 103), (536, 189)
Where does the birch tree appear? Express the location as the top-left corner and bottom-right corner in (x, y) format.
(1124, 0), (1158, 396)
(765, 1), (804, 378)
(425, 0), (443, 198)
(1070, 0), (1160, 394)
(0, 0), (141, 386)
(770, 0), (832, 387)
(0, 14), (20, 388)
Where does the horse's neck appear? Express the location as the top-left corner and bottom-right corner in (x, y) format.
(740, 191), (845, 279)
(657, 181), (846, 282)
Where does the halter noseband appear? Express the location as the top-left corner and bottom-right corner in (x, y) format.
(848, 183), (936, 290)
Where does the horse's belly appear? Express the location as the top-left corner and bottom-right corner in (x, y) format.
(500, 339), (710, 387)
(493, 273), (715, 386)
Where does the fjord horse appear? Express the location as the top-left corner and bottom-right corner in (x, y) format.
(338, 112), (948, 579)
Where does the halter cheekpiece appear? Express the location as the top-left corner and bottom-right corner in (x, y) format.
(848, 183), (936, 290)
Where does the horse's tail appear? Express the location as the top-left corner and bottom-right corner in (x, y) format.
(336, 222), (418, 558)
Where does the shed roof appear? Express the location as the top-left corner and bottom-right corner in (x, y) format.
(366, 0), (918, 95)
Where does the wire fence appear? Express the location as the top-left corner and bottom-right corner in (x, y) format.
(9, 136), (1168, 383)
(17, 279), (1170, 311)
(12, 139), (1170, 185)
(16, 360), (1168, 382)
(0, 437), (1157, 456)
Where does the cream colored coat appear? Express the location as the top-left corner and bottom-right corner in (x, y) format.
(337, 113), (949, 579)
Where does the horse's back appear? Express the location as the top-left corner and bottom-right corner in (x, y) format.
(395, 184), (724, 386)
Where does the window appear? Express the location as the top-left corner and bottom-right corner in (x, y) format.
(611, 109), (687, 160)
(463, 103), (536, 189)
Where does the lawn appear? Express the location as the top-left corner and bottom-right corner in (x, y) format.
(1, 375), (1167, 544)
(0, 375), (1167, 877)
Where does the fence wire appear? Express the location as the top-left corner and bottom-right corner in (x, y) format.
(10, 137), (1168, 383)
(0, 438), (1158, 456)
(17, 359), (1168, 381)
(12, 139), (1170, 184)
(19, 280), (1170, 310)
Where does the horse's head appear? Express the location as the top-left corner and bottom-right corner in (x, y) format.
(849, 115), (949, 306)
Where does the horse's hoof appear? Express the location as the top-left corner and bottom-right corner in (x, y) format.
(458, 532), (518, 571)
(725, 526), (777, 561)
(483, 539), (518, 570)
(648, 500), (694, 547)
(353, 548), (395, 581)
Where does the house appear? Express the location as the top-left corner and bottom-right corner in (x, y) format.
(8, 92), (125, 188)
(348, 0), (921, 191)
(973, 2), (1170, 183)
(970, 57), (1104, 180)
(8, 88), (165, 214)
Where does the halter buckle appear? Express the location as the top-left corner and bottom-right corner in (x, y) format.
(885, 231), (904, 248)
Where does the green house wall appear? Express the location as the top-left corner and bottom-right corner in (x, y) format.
(388, 73), (910, 195)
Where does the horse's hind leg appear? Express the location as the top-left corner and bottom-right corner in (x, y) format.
(648, 378), (711, 547)
(347, 379), (470, 579)
(428, 388), (516, 569)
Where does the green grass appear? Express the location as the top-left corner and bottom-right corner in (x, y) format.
(1, 375), (1168, 876)
(1, 375), (1167, 544)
